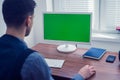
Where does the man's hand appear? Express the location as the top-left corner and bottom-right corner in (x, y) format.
(78, 65), (96, 79)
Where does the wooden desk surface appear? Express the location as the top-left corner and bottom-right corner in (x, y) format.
(32, 43), (120, 80)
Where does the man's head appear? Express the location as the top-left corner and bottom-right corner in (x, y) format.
(2, 0), (36, 36)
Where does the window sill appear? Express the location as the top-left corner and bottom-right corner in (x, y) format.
(92, 32), (120, 43)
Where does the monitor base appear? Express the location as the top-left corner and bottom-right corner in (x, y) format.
(57, 44), (77, 53)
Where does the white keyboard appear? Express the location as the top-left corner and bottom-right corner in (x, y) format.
(45, 58), (65, 68)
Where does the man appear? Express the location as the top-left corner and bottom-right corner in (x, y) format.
(0, 0), (96, 80)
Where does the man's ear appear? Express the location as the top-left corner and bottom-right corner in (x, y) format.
(24, 16), (33, 36)
(25, 16), (32, 27)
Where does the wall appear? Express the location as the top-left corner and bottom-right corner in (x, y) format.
(32, 0), (47, 46)
(77, 40), (120, 52)
(0, 0), (6, 36)
(40, 39), (120, 52)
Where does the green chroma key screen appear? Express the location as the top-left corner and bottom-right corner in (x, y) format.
(44, 13), (91, 43)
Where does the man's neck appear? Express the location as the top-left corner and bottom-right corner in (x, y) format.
(6, 27), (25, 40)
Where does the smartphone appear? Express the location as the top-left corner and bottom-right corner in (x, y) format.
(106, 55), (116, 63)
(119, 51), (120, 61)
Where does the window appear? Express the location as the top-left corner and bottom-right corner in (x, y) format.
(53, 0), (97, 31)
(52, 0), (120, 34)
(100, 0), (120, 33)
(53, 0), (94, 12)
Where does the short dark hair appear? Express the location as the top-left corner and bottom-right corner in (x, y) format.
(2, 0), (36, 27)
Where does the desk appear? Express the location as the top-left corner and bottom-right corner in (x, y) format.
(32, 43), (120, 80)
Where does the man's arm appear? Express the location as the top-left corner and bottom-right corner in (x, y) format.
(72, 74), (84, 80)
(21, 52), (54, 80)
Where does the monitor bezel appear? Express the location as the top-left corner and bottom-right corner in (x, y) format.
(42, 12), (92, 45)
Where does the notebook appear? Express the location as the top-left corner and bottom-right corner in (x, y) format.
(83, 47), (106, 60)
(45, 58), (65, 68)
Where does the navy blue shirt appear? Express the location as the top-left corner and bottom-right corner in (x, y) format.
(0, 34), (84, 80)
(0, 34), (29, 80)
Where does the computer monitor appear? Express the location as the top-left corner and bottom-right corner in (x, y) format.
(43, 12), (92, 53)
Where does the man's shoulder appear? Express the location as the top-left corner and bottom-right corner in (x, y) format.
(23, 51), (47, 67)
(21, 51), (47, 71)
(26, 51), (45, 62)
(21, 51), (53, 80)
(21, 51), (49, 75)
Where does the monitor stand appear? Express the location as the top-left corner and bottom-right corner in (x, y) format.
(57, 44), (77, 53)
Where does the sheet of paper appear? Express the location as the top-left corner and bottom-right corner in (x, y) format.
(45, 58), (65, 68)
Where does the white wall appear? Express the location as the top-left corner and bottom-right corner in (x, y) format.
(38, 39), (120, 52)
(32, 0), (47, 46)
(0, 0), (6, 36)
(77, 40), (120, 52)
